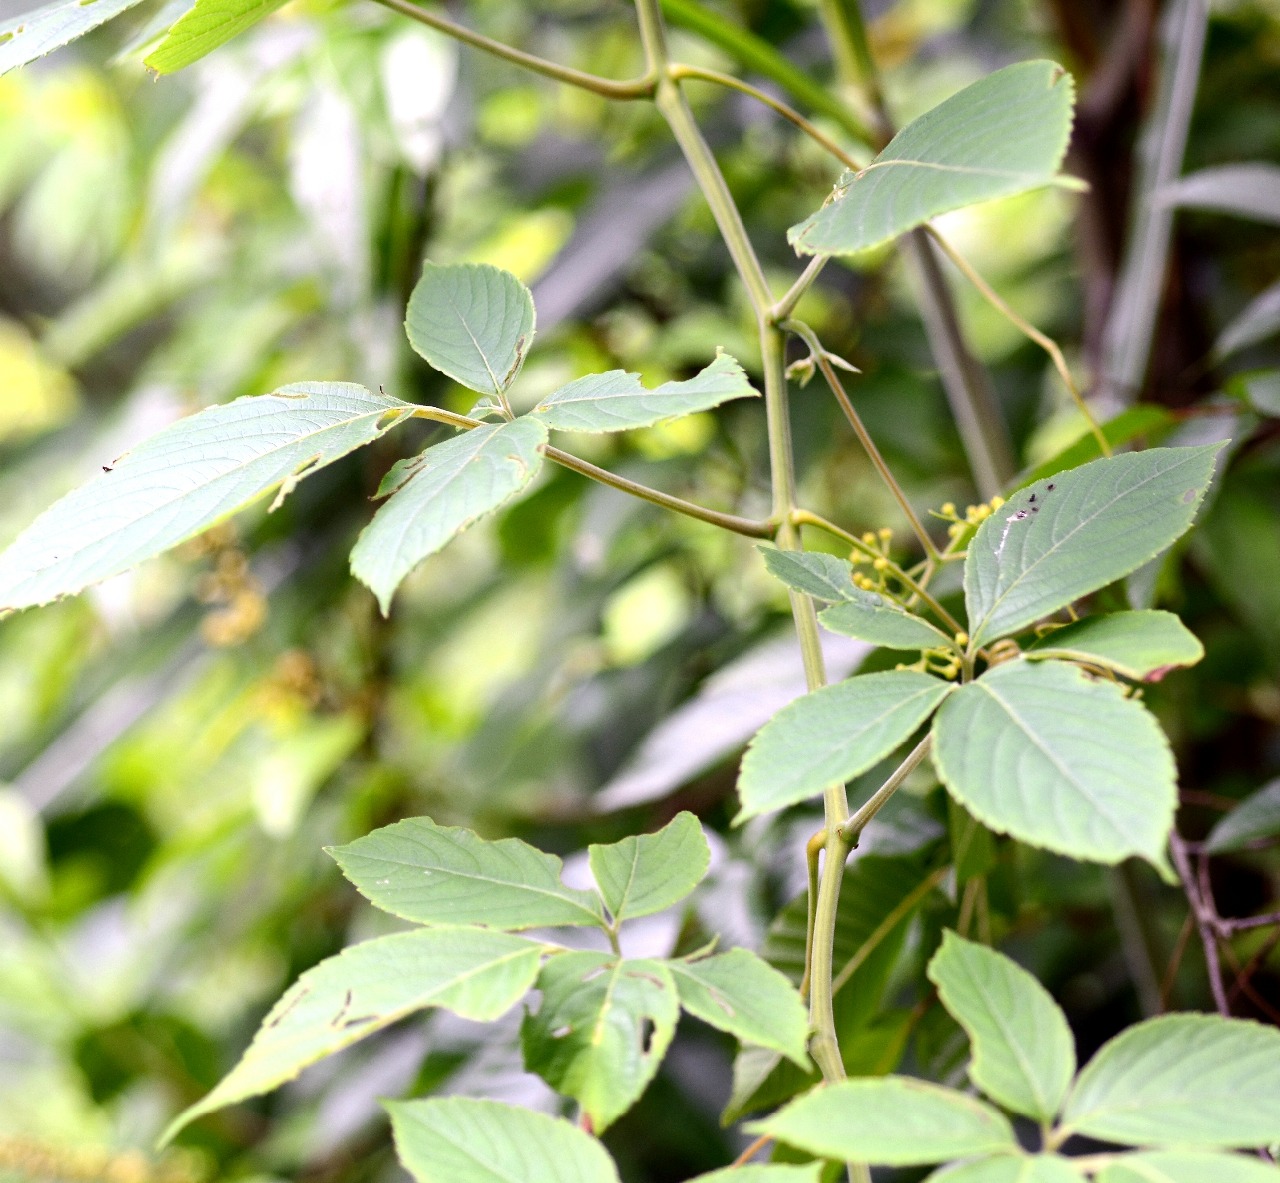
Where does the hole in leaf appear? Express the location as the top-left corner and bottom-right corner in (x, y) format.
(639, 1019), (656, 1056)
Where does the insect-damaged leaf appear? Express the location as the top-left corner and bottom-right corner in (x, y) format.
(0, 383), (414, 612)
(350, 418), (547, 614)
(389, 1097), (621, 1183)
(965, 446), (1220, 646)
(788, 61), (1076, 256)
(405, 262), (535, 395)
(531, 352), (758, 433)
(162, 927), (543, 1143)
(329, 816), (605, 929)
(521, 952), (678, 1132)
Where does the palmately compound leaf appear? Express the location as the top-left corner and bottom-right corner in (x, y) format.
(350, 418), (547, 614)
(927, 1156), (1086, 1182)
(328, 816), (604, 929)
(788, 61), (1075, 256)
(1027, 610), (1203, 681)
(927, 931), (1075, 1122)
(737, 671), (953, 820)
(1203, 779), (1280, 854)
(0, 383), (414, 612)
(144, 0), (286, 72)
(531, 352), (758, 433)
(819, 595), (954, 651)
(1062, 1013), (1280, 1148)
(670, 949), (810, 1067)
(749, 1077), (1017, 1166)
(0, 0), (148, 75)
(964, 446), (1220, 646)
(404, 262), (535, 395)
(931, 659), (1176, 868)
(162, 927), (543, 1143)
(758, 547), (858, 601)
(1095, 1151), (1280, 1183)
(388, 1097), (621, 1183)
(588, 811), (709, 922)
(521, 952), (678, 1132)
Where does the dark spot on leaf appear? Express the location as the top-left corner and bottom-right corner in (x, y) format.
(1046, 483), (1055, 490)
(1182, 487), (1198, 504)
(1028, 493), (1036, 503)
(639, 1019), (656, 1055)
(102, 465), (113, 473)
(341, 1014), (377, 1028)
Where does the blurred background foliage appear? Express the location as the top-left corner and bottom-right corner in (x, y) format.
(0, 0), (1278, 1180)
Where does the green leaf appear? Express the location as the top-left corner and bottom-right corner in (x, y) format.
(162, 927), (543, 1142)
(949, 797), (997, 887)
(588, 811), (709, 922)
(670, 949), (810, 1067)
(350, 418), (547, 614)
(521, 952), (678, 1132)
(750, 1077), (1017, 1166)
(1027, 611), (1203, 680)
(927, 931), (1075, 1122)
(737, 671), (953, 820)
(1204, 780), (1280, 854)
(932, 659), (1176, 867)
(1096, 1152), (1280, 1183)
(1159, 164), (1280, 226)
(689, 1167), (823, 1183)
(788, 61), (1076, 256)
(328, 816), (605, 929)
(531, 352), (758, 433)
(758, 547), (857, 601)
(965, 446), (1220, 646)
(388, 1097), (621, 1183)
(0, 383), (413, 612)
(144, 0), (286, 72)
(819, 595), (954, 651)
(928, 1156), (1085, 1182)
(1062, 1013), (1280, 1147)
(0, 0), (148, 75)
(404, 262), (535, 395)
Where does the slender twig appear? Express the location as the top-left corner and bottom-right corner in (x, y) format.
(669, 64), (865, 170)
(372, 0), (657, 100)
(1169, 833), (1231, 1016)
(771, 257), (829, 324)
(731, 1134), (774, 1167)
(410, 409), (775, 538)
(800, 828), (826, 999)
(1160, 912), (1195, 1011)
(838, 735), (933, 843)
(1220, 912), (1280, 933)
(783, 318), (941, 562)
(925, 226), (1111, 457)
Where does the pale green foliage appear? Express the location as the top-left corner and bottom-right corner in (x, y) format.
(144, 0), (287, 72)
(388, 1097), (621, 1183)
(588, 811), (710, 921)
(788, 61), (1076, 255)
(758, 547), (858, 601)
(928, 932), (1076, 1122)
(163, 927), (544, 1142)
(1095, 1152), (1280, 1183)
(819, 594), (953, 650)
(751, 1077), (1017, 1165)
(927, 1156), (1085, 1183)
(964, 446), (1220, 645)
(932, 659), (1176, 867)
(1062, 1014), (1280, 1147)
(689, 1168), (823, 1183)
(520, 952), (678, 1131)
(738, 670), (953, 818)
(330, 816), (605, 929)
(0, 0), (147, 74)
(1205, 779), (1280, 853)
(350, 418), (548, 614)
(0, 383), (414, 611)
(531, 352), (758, 433)
(669, 949), (810, 1067)
(405, 261), (536, 395)
(1026, 610), (1204, 680)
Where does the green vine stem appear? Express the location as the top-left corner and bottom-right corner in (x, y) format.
(838, 735), (932, 844)
(372, 0), (657, 100)
(411, 409), (776, 538)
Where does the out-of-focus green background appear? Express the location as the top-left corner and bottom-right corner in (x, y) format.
(0, 1), (1278, 1180)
